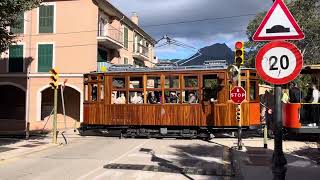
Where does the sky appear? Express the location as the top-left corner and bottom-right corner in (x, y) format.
(109, 0), (273, 60)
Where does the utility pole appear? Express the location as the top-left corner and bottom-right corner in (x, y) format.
(50, 68), (59, 144)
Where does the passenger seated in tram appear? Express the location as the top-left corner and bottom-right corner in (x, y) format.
(111, 92), (117, 104)
(115, 92), (126, 104)
(130, 92), (143, 104)
(167, 92), (179, 103)
(188, 92), (198, 104)
(91, 86), (97, 101)
(147, 91), (159, 104)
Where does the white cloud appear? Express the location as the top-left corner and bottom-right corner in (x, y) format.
(109, 0), (273, 58)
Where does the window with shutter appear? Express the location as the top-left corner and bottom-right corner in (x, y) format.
(124, 27), (128, 49)
(38, 44), (53, 72)
(39, 5), (54, 33)
(9, 45), (24, 72)
(11, 13), (24, 34)
(124, 57), (128, 64)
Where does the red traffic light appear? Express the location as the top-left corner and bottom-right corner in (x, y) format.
(235, 41), (243, 49)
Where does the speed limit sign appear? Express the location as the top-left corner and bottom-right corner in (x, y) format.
(256, 41), (303, 85)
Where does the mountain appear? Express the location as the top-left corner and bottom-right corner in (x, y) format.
(174, 43), (234, 66)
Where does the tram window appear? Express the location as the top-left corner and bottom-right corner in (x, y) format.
(129, 91), (144, 104)
(99, 76), (104, 81)
(112, 91), (126, 104)
(91, 76), (98, 81)
(130, 76), (143, 89)
(84, 84), (88, 101)
(184, 76), (198, 88)
(182, 91), (198, 104)
(203, 75), (219, 101)
(241, 81), (246, 89)
(84, 75), (89, 82)
(250, 82), (257, 101)
(147, 77), (161, 88)
(112, 77), (125, 89)
(100, 84), (104, 101)
(165, 76), (179, 88)
(91, 84), (98, 101)
(165, 90), (181, 103)
(147, 91), (161, 104)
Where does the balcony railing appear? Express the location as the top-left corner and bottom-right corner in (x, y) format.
(135, 43), (149, 58)
(98, 24), (123, 45)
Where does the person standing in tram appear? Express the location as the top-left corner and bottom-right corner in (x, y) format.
(264, 90), (274, 137)
(289, 82), (301, 103)
(281, 89), (290, 103)
(311, 84), (319, 103)
(311, 84), (320, 126)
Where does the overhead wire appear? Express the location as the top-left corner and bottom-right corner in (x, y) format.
(141, 13), (257, 28)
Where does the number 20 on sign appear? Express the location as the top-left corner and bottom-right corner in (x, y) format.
(255, 41), (303, 85)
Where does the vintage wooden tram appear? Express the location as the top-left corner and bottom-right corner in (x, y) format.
(81, 64), (260, 138)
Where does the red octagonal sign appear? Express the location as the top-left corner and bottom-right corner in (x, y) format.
(230, 86), (246, 104)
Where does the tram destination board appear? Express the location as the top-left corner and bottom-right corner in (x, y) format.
(255, 41), (303, 85)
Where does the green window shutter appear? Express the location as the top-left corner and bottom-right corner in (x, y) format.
(39, 5), (54, 33)
(97, 49), (108, 62)
(9, 45), (24, 72)
(124, 27), (128, 49)
(11, 13), (24, 34)
(124, 57), (128, 64)
(38, 44), (53, 72)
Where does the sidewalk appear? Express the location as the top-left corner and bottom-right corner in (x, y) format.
(231, 143), (320, 180)
(0, 129), (81, 162)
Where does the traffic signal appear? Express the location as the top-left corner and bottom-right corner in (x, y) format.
(236, 105), (241, 121)
(49, 68), (59, 89)
(235, 41), (244, 66)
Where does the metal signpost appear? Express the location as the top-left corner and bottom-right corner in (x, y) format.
(253, 0), (305, 179)
(230, 86), (246, 150)
(49, 68), (59, 144)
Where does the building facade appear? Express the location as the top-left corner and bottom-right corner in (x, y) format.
(0, 0), (156, 134)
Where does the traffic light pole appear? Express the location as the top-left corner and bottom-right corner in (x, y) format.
(237, 66), (242, 150)
(52, 87), (58, 144)
(272, 85), (287, 180)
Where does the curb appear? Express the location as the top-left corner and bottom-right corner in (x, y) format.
(0, 143), (58, 164)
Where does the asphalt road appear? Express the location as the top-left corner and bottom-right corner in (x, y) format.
(0, 137), (233, 180)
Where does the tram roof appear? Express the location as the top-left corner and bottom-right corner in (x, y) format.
(87, 64), (256, 75)
(301, 64), (320, 74)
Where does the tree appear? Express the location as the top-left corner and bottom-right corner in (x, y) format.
(0, 0), (42, 53)
(245, 0), (320, 66)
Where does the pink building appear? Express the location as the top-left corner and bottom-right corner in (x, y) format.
(0, 0), (156, 134)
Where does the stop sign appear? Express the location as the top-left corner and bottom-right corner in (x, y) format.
(230, 86), (246, 104)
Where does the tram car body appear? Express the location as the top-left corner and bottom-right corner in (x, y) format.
(283, 65), (320, 134)
(81, 64), (260, 138)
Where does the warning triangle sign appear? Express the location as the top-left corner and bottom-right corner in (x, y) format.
(253, 0), (304, 41)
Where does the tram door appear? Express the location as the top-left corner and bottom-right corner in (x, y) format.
(202, 75), (219, 126)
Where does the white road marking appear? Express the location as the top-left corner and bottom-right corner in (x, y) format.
(76, 139), (150, 180)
